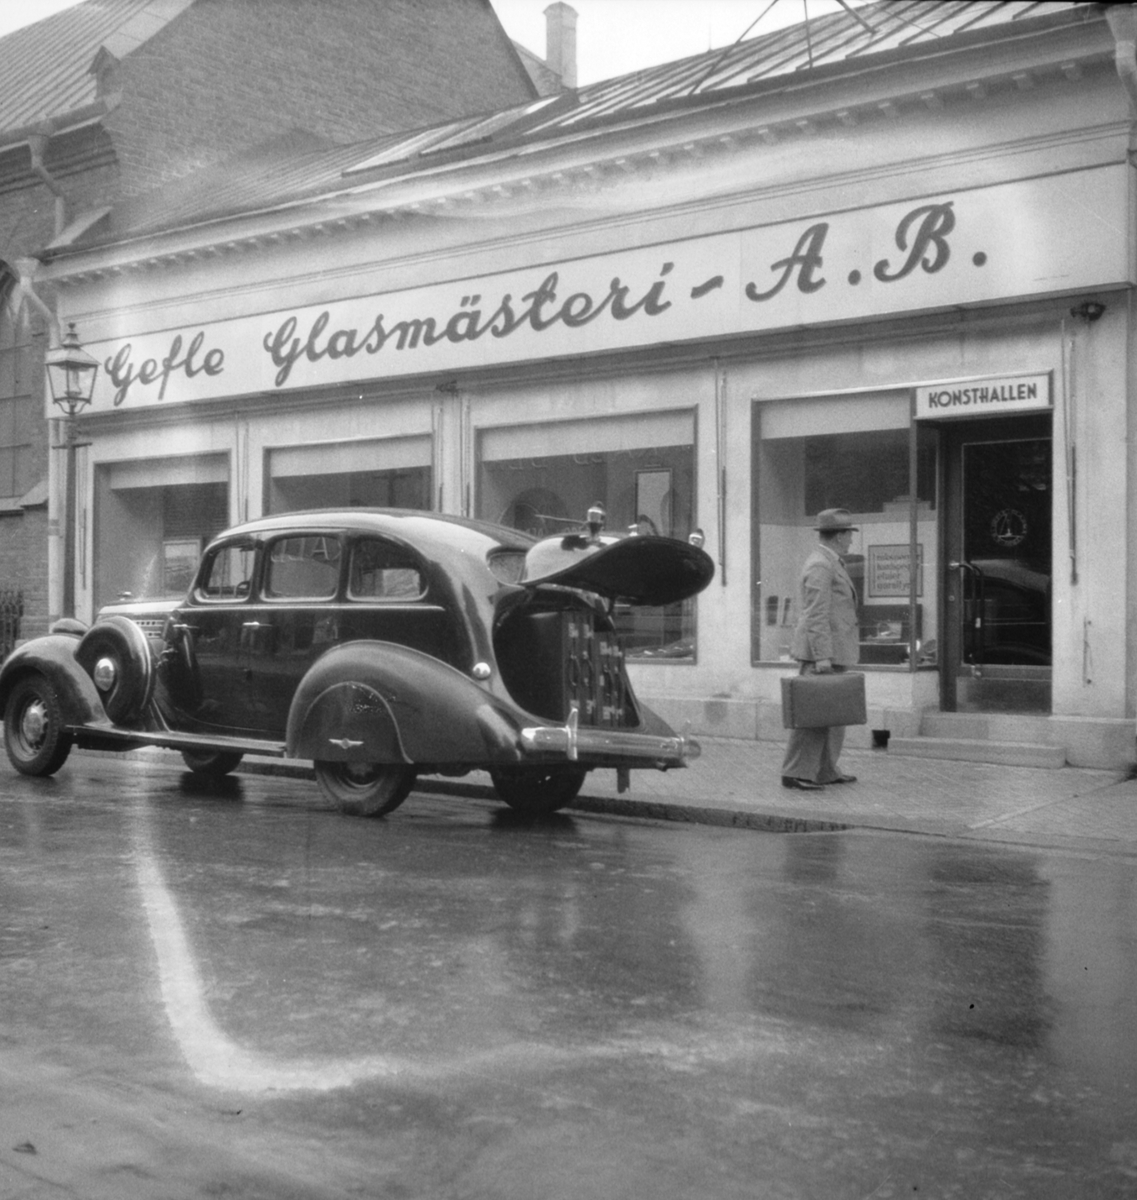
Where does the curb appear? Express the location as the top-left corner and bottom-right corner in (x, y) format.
(234, 757), (850, 834)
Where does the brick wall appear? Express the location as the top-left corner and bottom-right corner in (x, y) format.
(107, 0), (536, 196)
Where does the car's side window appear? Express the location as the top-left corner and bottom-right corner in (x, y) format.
(196, 541), (258, 602)
(348, 538), (425, 601)
(264, 536), (342, 600)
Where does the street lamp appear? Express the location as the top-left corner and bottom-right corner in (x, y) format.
(45, 322), (99, 618)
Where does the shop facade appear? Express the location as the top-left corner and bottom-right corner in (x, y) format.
(36, 3), (1137, 767)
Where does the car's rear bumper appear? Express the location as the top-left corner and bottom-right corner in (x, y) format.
(519, 711), (699, 769)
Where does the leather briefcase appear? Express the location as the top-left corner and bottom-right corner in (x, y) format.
(781, 671), (867, 729)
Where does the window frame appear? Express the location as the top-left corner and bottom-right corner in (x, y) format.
(345, 536), (428, 604)
(192, 538), (261, 604)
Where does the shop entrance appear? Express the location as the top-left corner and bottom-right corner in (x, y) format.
(941, 416), (1052, 713)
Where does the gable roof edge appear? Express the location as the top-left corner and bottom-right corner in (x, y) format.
(97, 0), (196, 62)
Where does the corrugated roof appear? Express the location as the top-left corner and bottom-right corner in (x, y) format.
(528, 0), (1090, 131)
(332, 0), (1094, 167)
(61, 0), (1102, 248)
(0, 0), (188, 135)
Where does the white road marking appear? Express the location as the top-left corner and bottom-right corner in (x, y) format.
(132, 811), (402, 1093)
(131, 803), (586, 1095)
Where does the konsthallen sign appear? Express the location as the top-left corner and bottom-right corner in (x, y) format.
(914, 373), (1052, 421)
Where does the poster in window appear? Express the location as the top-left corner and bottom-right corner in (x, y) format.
(867, 544), (923, 598)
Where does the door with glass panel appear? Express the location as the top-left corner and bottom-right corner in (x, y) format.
(942, 417), (1052, 713)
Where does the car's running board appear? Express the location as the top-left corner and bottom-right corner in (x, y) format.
(71, 726), (287, 757)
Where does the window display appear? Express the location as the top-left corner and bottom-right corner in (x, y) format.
(477, 411), (698, 659)
(93, 455), (230, 607)
(751, 395), (937, 667)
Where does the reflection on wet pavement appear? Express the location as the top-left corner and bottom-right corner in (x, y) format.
(1, 754), (1135, 1198)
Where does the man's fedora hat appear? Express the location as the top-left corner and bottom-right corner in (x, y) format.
(814, 508), (859, 532)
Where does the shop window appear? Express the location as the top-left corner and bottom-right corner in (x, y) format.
(162, 539), (201, 596)
(751, 394), (937, 667)
(477, 410), (698, 661)
(94, 455), (229, 607)
(0, 271), (34, 500)
(266, 437), (431, 514)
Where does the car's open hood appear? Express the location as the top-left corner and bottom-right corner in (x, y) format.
(520, 534), (714, 606)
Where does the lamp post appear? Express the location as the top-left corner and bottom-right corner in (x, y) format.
(45, 323), (99, 618)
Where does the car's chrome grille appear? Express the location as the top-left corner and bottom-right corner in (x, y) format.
(123, 617), (168, 651)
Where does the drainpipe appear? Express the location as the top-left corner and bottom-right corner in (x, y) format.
(13, 257), (67, 624)
(26, 131), (67, 239)
(1107, 5), (1137, 136)
(12, 257), (60, 345)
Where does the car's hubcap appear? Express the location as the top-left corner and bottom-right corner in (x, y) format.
(20, 699), (47, 747)
(92, 656), (118, 692)
(343, 762), (380, 787)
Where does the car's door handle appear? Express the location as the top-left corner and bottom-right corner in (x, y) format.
(241, 621), (265, 629)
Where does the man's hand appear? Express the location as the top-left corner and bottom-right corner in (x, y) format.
(813, 659), (834, 674)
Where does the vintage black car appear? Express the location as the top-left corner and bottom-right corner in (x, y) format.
(0, 509), (713, 817)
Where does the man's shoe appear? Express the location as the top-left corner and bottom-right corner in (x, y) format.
(781, 776), (824, 791)
(829, 773), (857, 784)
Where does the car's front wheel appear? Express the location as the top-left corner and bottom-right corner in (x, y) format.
(314, 761), (416, 817)
(4, 674), (73, 776)
(489, 766), (587, 817)
(180, 749), (244, 777)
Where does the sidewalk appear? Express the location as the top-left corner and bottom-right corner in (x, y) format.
(235, 736), (1137, 855)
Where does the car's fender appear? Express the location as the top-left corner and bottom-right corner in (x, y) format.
(0, 636), (108, 727)
(285, 641), (523, 765)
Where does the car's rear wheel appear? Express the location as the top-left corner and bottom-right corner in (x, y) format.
(4, 674), (73, 777)
(180, 749), (244, 777)
(314, 760), (416, 817)
(489, 766), (587, 817)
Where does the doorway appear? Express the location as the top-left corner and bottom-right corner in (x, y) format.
(941, 416), (1052, 713)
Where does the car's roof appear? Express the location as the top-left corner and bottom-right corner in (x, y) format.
(212, 508), (536, 553)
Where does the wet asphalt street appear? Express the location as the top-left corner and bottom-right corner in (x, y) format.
(2, 753), (1136, 1199)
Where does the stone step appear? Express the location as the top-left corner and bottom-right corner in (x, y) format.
(888, 736), (1066, 769)
(919, 712), (1052, 743)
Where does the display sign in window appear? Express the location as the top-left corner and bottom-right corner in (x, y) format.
(867, 544), (924, 598)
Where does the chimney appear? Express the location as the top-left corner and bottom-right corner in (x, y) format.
(544, 2), (578, 90)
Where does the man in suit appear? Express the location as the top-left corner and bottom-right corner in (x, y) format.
(781, 508), (861, 790)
